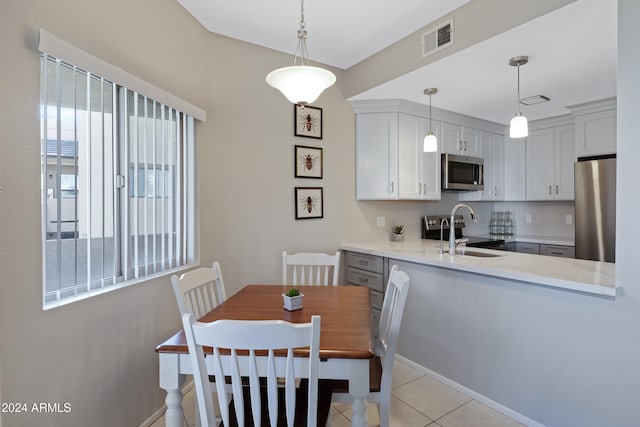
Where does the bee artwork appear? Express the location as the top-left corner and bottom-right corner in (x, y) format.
(294, 104), (322, 139)
(294, 145), (323, 178)
(295, 187), (323, 219)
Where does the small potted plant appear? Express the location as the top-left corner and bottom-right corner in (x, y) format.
(390, 224), (405, 242)
(282, 287), (304, 311)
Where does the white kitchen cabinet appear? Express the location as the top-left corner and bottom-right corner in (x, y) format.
(525, 124), (575, 200)
(570, 98), (617, 157)
(441, 122), (482, 157)
(355, 111), (440, 200)
(355, 113), (398, 200)
(398, 114), (441, 200)
(458, 131), (504, 201)
(504, 136), (526, 200)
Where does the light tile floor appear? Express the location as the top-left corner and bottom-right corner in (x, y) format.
(151, 359), (524, 427)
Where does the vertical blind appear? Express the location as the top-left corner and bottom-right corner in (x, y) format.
(41, 53), (196, 306)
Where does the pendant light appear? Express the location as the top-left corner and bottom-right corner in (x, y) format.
(509, 56), (528, 138)
(423, 88), (438, 152)
(266, 0), (336, 106)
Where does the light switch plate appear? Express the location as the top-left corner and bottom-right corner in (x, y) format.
(565, 214), (573, 225)
(376, 216), (386, 227)
(525, 214), (532, 223)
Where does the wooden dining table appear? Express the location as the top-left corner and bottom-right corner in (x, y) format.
(156, 284), (374, 427)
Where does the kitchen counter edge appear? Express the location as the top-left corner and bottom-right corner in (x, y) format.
(340, 241), (617, 299)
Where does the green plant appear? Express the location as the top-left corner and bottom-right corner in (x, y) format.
(285, 287), (301, 297)
(391, 224), (405, 234)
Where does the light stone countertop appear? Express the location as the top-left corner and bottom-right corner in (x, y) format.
(340, 239), (617, 298)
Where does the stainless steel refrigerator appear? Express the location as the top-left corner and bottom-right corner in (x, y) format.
(574, 156), (616, 262)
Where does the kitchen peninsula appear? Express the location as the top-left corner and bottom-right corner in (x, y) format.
(341, 240), (617, 298)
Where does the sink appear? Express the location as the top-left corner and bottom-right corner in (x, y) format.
(459, 250), (503, 258)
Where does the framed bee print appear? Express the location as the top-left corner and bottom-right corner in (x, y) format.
(294, 145), (323, 179)
(294, 104), (323, 139)
(295, 187), (323, 219)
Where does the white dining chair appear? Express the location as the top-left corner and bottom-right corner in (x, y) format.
(329, 264), (410, 427)
(282, 251), (341, 286)
(171, 261), (228, 424)
(171, 261), (227, 319)
(182, 313), (332, 427)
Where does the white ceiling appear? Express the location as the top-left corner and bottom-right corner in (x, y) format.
(177, 0), (617, 125)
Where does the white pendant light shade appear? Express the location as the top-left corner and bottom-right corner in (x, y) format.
(423, 133), (438, 152)
(266, 65), (336, 106)
(509, 113), (528, 138)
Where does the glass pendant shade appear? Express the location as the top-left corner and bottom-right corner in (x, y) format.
(509, 112), (528, 138)
(266, 65), (336, 106)
(423, 132), (438, 152)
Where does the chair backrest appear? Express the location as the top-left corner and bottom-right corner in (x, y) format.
(282, 251), (341, 286)
(171, 261), (227, 319)
(376, 265), (410, 393)
(182, 314), (321, 427)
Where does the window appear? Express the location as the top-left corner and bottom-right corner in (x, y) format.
(41, 53), (197, 307)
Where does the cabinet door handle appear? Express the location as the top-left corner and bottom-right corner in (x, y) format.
(556, 185), (559, 194)
(494, 187), (497, 197)
(423, 182), (427, 194)
(390, 181), (394, 193)
(359, 276), (369, 284)
(359, 260), (369, 266)
(464, 141), (468, 151)
(548, 185), (552, 195)
(418, 183), (422, 194)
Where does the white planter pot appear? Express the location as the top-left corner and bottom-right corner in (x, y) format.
(390, 233), (404, 242)
(282, 293), (304, 311)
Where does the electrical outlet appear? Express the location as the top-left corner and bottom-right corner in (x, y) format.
(376, 216), (386, 227)
(525, 214), (532, 223)
(565, 214), (573, 225)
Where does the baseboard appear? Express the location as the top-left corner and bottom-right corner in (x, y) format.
(139, 381), (194, 427)
(395, 354), (545, 427)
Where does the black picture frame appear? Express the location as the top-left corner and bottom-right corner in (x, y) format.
(294, 105), (323, 139)
(295, 187), (323, 219)
(294, 145), (323, 179)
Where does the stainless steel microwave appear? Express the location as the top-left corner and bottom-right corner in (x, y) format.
(441, 153), (484, 191)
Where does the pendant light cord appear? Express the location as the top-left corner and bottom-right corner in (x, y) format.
(516, 63), (521, 113)
(429, 93), (433, 132)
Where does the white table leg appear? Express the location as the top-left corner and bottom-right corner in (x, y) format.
(159, 353), (186, 427)
(349, 360), (370, 427)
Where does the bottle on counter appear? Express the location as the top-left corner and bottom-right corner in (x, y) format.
(504, 211), (513, 236)
(496, 211), (504, 235)
(489, 211), (497, 236)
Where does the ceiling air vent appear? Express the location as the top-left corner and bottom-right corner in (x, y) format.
(422, 18), (454, 57)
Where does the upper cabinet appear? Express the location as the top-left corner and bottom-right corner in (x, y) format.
(441, 122), (482, 157)
(525, 120), (575, 201)
(353, 100), (441, 201)
(569, 98), (617, 157)
(398, 114), (441, 200)
(458, 131), (504, 201)
(355, 112), (398, 200)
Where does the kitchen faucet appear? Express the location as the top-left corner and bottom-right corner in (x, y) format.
(449, 203), (479, 255)
(440, 217), (449, 254)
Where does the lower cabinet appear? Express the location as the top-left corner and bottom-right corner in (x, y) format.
(344, 251), (388, 338)
(540, 244), (575, 258)
(506, 242), (575, 258)
(506, 242), (540, 255)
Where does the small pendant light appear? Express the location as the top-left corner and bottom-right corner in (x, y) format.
(423, 88), (438, 152)
(509, 56), (529, 138)
(266, 0), (336, 106)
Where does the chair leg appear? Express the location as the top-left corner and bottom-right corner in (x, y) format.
(378, 400), (390, 427)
